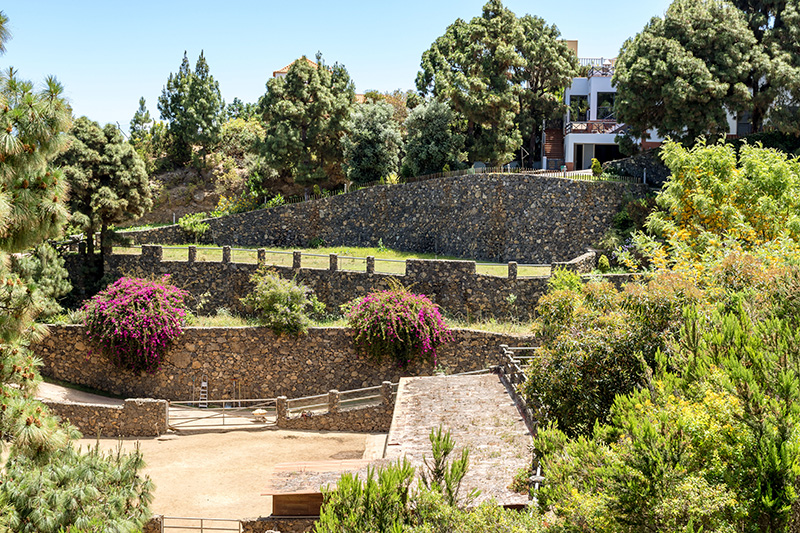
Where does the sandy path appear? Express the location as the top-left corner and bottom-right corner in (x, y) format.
(78, 430), (370, 519)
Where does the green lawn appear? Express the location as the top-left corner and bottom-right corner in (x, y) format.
(112, 244), (551, 277)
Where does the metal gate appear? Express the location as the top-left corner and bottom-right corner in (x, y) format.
(161, 516), (241, 532)
(168, 398), (277, 431)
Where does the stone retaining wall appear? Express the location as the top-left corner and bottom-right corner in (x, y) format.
(43, 398), (168, 437)
(34, 326), (534, 401)
(101, 245), (552, 319)
(121, 173), (646, 264)
(550, 250), (597, 275)
(241, 517), (314, 533)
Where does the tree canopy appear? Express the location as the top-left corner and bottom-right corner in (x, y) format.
(614, 0), (800, 140)
(402, 100), (464, 176)
(58, 117), (153, 257)
(416, 0), (575, 166)
(258, 54), (355, 186)
(158, 50), (224, 165)
(342, 102), (403, 183)
(614, 0), (756, 143)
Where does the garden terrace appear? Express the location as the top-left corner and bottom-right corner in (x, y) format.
(76, 244), (601, 319)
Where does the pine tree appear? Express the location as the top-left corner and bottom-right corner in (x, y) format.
(416, 0), (523, 166)
(0, 11), (152, 530)
(58, 117), (153, 260)
(258, 54), (355, 186)
(158, 51), (224, 166)
(129, 96), (152, 143)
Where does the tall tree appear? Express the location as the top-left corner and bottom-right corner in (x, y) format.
(402, 100), (465, 176)
(342, 102), (403, 183)
(416, 0), (523, 166)
(129, 96), (152, 143)
(158, 51), (224, 165)
(613, 0), (756, 143)
(258, 54), (354, 186)
(58, 117), (153, 259)
(514, 15), (578, 163)
(0, 11), (152, 531)
(729, 0), (800, 132)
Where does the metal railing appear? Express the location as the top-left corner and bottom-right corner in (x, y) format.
(168, 398), (277, 428)
(565, 121), (626, 135)
(588, 65), (615, 77)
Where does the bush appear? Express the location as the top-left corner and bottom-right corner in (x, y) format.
(82, 276), (188, 373)
(210, 193), (260, 218)
(591, 157), (602, 177)
(241, 267), (324, 335)
(344, 281), (452, 369)
(597, 254), (610, 273)
(177, 212), (209, 242)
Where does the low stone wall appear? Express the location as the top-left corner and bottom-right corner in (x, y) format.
(121, 173), (646, 264)
(275, 383), (395, 433)
(43, 398), (168, 437)
(242, 517), (315, 533)
(603, 150), (670, 189)
(34, 326), (534, 401)
(100, 245), (553, 319)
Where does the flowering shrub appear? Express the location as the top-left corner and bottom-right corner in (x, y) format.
(241, 267), (324, 335)
(344, 281), (452, 368)
(82, 276), (188, 373)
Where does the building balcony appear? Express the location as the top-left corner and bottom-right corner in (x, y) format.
(565, 121), (626, 135)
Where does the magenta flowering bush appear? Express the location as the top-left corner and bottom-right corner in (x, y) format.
(82, 276), (189, 373)
(344, 281), (452, 368)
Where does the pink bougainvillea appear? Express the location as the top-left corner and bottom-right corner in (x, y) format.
(344, 282), (452, 369)
(82, 276), (188, 373)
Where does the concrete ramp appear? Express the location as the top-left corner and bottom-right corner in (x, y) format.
(385, 373), (532, 507)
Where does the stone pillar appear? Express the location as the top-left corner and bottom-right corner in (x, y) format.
(188, 246), (197, 263)
(508, 261), (518, 280)
(381, 381), (393, 406)
(257, 248), (266, 265)
(276, 396), (288, 420)
(329, 253), (338, 272)
(292, 251), (302, 270)
(328, 390), (340, 413)
(366, 256), (375, 275)
(142, 245), (163, 262)
(222, 246), (231, 264)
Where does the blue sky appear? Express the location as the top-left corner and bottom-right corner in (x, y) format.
(2, 0), (671, 129)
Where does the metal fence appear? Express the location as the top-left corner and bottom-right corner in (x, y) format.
(162, 516), (241, 532)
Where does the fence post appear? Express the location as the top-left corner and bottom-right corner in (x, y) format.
(328, 390), (340, 413)
(78, 241), (87, 255)
(188, 246), (197, 263)
(381, 381), (393, 406)
(257, 248), (266, 265)
(508, 261), (518, 280)
(329, 253), (338, 272)
(292, 251), (302, 270)
(366, 256), (375, 275)
(277, 396), (288, 420)
(222, 246), (231, 264)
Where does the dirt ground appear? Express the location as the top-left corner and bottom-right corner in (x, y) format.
(78, 430), (372, 519)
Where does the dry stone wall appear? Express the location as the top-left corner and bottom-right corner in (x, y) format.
(34, 326), (534, 401)
(42, 398), (168, 437)
(122, 173), (646, 264)
(101, 245), (552, 319)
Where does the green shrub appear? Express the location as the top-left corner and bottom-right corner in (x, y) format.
(264, 193), (285, 209)
(241, 267), (324, 335)
(177, 212), (210, 242)
(597, 254), (610, 273)
(343, 280), (452, 368)
(591, 157), (602, 177)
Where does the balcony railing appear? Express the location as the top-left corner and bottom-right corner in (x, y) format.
(588, 65), (615, 77)
(596, 106), (616, 121)
(564, 121), (626, 135)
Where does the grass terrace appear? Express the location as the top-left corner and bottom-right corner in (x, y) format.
(111, 244), (552, 277)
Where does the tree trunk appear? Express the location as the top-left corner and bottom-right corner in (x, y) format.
(99, 223), (108, 266)
(85, 228), (95, 257)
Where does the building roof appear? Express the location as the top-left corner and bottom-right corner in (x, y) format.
(272, 57), (319, 77)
